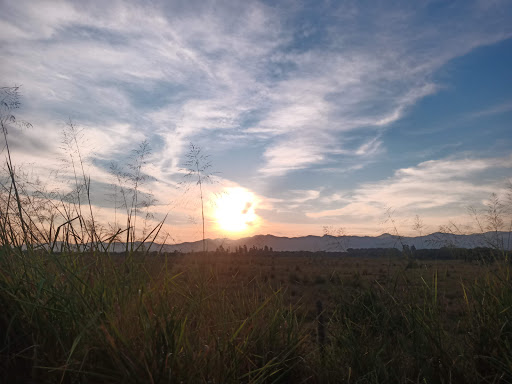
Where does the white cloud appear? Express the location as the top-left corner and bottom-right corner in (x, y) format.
(308, 155), (512, 226)
(3, 1), (511, 181)
(260, 137), (326, 176)
(355, 136), (383, 156)
(469, 100), (512, 118)
(251, 2), (511, 175)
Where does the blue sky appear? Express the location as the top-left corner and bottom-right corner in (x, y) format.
(1, 0), (511, 242)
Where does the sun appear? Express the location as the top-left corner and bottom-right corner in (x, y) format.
(214, 188), (259, 233)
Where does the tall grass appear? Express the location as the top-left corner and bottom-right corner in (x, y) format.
(0, 249), (305, 383)
(309, 260), (512, 383)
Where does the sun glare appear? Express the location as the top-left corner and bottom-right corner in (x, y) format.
(214, 188), (259, 233)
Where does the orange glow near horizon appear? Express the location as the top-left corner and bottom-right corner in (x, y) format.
(214, 188), (260, 234)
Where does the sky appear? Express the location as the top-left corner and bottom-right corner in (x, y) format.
(1, 0), (511, 243)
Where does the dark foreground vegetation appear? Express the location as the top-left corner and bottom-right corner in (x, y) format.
(1, 86), (512, 383)
(2, 247), (511, 383)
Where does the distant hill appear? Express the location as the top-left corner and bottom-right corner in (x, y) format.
(102, 231), (512, 253)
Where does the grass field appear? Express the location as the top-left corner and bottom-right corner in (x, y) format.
(2, 246), (511, 383)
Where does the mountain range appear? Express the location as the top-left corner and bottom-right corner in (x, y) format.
(104, 231), (512, 253)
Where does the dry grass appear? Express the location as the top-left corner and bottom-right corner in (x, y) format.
(4, 248), (510, 383)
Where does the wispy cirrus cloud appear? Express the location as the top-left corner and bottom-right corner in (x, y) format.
(245, 0), (511, 175)
(308, 155), (512, 225)
(1, 1), (511, 240)
(468, 100), (512, 119)
(4, 1), (511, 180)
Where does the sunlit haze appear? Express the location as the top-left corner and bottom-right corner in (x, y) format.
(214, 188), (260, 234)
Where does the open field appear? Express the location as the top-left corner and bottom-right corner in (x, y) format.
(2, 248), (511, 383)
